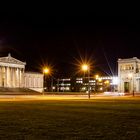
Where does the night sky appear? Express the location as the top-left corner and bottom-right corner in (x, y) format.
(0, 12), (140, 77)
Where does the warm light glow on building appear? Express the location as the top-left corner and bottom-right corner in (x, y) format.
(98, 78), (102, 82)
(95, 74), (99, 79)
(104, 80), (109, 84)
(100, 87), (103, 91)
(128, 73), (132, 78)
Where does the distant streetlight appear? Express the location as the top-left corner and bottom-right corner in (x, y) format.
(43, 67), (50, 94)
(95, 74), (99, 79)
(81, 64), (90, 99)
(104, 80), (109, 84)
(43, 67), (50, 74)
(43, 67), (55, 93)
(98, 78), (102, 82)
(82, 64), (89, 71)
(95, 74), (100, 92)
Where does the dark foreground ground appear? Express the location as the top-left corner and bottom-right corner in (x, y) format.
(0, 96), (140, 140)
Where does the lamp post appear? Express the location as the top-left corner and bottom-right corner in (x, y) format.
(43, 67), (50, 95)
(51, 77), (53, 92)
(81, 64), (90, 99)
(57, 78), (59, 92)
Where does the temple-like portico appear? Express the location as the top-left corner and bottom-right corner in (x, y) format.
(0, 53), (26, 88)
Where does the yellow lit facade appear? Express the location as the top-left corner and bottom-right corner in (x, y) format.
(118, 57), (140, 93)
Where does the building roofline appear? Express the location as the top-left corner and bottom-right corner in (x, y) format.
(0, 53), (26, 65)
(118, 57), (140, 63)
(25, 71), (43, 75)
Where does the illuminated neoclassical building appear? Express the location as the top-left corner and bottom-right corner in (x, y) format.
(118, 57), (140, 93)
(0, 53), (43, 92)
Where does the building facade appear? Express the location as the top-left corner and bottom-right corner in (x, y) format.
(24, 72), (43, 92)
(75, 76), (118, 92)
(0, 54), (43, 92)
(118, 57), (140, 93)
(50, 76), (118, 92)
(0, 53), (26, 88)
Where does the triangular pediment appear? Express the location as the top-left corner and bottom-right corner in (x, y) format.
(0, 55), (26, 65)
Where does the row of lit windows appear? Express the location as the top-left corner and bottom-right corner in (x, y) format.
(59, 79), (71, 81)
(120, 65), (134, 70)
(59, 87), (70, 90)
(57, 83), (71, 86)
(99, 77), (112, 80)
(76, 81), (83, 83)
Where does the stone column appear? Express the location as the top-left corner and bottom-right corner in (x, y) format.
(9, 67), (11, 87)
(7, 67), (9, 87)
(0, 66), (2, 87)
(17, 68), (19, 87)
(11, 68), (13, 87)
(5, 67), (7, 87)
(7, 67), (10, 87)
(19, 68), (22, 87)
(37, 77), (39, 88)
(15, 68), (18, 87)
(139, 79), (140, 92)
(18, 68), (20, 87)
(7, 67), (12, 88)
(25, 74), (28, 88)
(21, 68), (24, 88)
(11, 68), (14, 87)
(18, 68), (21, 88)
(2, 67), (4, 87)
(12, 68), (16, 87)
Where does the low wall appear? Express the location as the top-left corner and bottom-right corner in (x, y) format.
(29, 88), (43, 93)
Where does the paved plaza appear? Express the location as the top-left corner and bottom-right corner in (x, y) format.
(0, 93), (138, 102)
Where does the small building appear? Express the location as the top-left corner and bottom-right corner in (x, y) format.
(118, 57), (140, 93)
(51, 76), (118, 92)
(56, 78), (71, 92)
(75, 76), (118, 92)
(24, 72), (44, 93)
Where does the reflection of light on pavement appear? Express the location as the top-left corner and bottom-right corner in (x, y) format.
(104, 92), (125, 96)
(0, 94), (138, 102)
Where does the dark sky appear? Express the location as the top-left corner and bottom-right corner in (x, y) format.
(0, 12), (140, 77)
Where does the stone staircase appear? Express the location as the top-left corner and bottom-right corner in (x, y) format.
(0, 87), (41, 95)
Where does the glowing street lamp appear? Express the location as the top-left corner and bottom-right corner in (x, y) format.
(43, 67), (50, 74)
(81, 64), (90, 99)
(43, 67), (50, 93)
(82, 64), (89, 72)
(43, 67), (55, 92)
